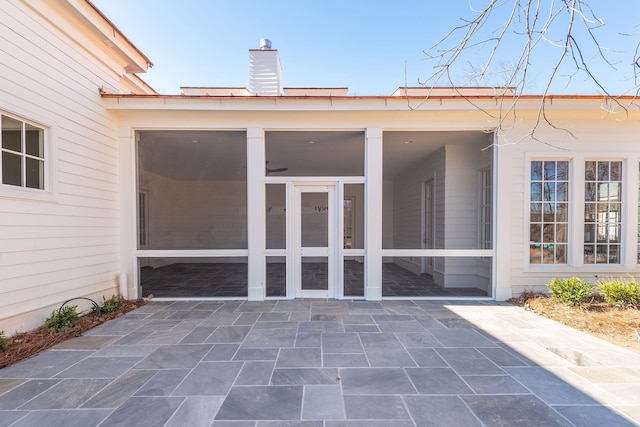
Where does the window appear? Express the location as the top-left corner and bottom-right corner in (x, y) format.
(584, 160), (622, 264)
(529, 160), (568, 264)
(1, 114), (45, 189)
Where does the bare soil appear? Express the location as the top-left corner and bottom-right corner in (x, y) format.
(509, 293), (640, 354)
(0, 299), (146, 369)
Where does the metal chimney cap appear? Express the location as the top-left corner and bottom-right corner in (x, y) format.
(259, 38), (272, 50)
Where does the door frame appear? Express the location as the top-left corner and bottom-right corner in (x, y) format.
(293, 183), (337, 298)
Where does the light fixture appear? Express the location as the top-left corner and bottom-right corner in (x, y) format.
(403, 140), (413, 145)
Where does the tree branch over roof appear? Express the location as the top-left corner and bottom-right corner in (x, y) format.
(419, 0), (640, 143)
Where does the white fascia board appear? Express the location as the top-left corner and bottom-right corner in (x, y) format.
(23, 0), (151, 75)
(68, 0), (152, 72)
(100, 96), (626, 121)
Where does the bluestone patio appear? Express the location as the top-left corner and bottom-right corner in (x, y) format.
(0, 300), (639, 426)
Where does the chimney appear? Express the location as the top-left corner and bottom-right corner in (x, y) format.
(249, 39), (281, 96)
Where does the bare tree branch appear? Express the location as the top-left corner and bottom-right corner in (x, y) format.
(416, 0), (640, 143)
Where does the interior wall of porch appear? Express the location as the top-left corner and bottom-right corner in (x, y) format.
(385, 139), (492, 291)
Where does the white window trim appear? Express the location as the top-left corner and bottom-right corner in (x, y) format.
(523, 153), (640, 273)
(0, 110), (56, 201)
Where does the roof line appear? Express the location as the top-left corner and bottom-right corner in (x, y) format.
(99, 93), (637, 101)
(85, 0), (153, 68)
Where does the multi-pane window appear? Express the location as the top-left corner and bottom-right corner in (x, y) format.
(584, 160), (622, 264)
(530, 160), (568, 264)
(1, 114), (45, 189)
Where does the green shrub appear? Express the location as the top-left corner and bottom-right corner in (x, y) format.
(547, 277), (593, 307)
(44, 305), (79, 332)
(0, 331), (7, 351)
(101, 295), (124, 313)
(598, 278), (640, 308)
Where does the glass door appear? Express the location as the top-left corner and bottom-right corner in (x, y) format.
(295, 185), (335, 298)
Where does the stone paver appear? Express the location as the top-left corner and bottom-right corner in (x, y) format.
(1, 300), (639, 426)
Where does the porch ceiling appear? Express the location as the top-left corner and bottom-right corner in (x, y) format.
(383, 131), (493, 179)
(137, 130), (491, 181)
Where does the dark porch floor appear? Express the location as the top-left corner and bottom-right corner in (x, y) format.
(141, 261), (488, 298)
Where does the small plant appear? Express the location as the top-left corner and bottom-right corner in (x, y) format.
(598, 278), (640, 308)
(101, 295), (124, 313)
(0, 331), (7, 351)
(45, 305), (79, 332)
(547, 277), (593, 307)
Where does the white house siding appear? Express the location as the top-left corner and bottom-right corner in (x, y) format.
(0, 0), (149, 335)
(500, 114), (640, 297)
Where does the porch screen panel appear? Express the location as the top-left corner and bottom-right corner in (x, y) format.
(265, 131), (364, 177)
(343, 256), (364, 297)
(266, 184), (286, 249)
(381, 256), (490, 297)
(140, 257), (248, 298)
(266, 256), (286, 297)
(344, 184), (364, 250)
(382, 131), (493, 249)
(301, 192), (328, 247)
(137, 131), (247, 250)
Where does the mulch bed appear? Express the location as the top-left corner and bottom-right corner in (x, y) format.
(508, 292), (640, 354)
(0, 299), (146, 369)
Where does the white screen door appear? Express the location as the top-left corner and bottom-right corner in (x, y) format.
(294, 185), (334, 298)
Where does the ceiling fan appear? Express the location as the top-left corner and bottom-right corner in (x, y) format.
(266, 160), (288, 175)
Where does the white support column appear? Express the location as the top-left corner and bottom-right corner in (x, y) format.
(247, 128), (266, 300)
(119, 126), (137, 299)
(493, 136), (513, 301)
(365, 128), (383, 300)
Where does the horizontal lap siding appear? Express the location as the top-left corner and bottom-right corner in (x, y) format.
(504, 120), (640, 297)
(0, 1), (124, 334)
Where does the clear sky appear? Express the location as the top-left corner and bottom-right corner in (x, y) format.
(91, 0), (640, 96)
